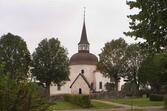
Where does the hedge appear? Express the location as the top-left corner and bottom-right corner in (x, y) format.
(149, 94), (164, 101)
(64, 94), (91, 108)
(164, 95), (167, 109)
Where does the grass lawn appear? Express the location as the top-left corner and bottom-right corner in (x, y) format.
(110, 98), (163, 107)
(91, 100), (120, 109)
(48, 100), (120, 110)
(48, 101), (81, 110)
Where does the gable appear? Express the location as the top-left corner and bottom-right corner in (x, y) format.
(70, 73), (91, 88)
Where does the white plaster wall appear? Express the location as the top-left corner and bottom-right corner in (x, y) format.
(50, 81), (71, 96)
(95, 71), (110, 92)
(69, 65), (96, 83)
(50, 64), (96, 95)
(71, 75), (90, 94)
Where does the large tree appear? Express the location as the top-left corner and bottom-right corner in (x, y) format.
(122, 44), (148, 95)
(0, 33), (31, 81)
(138, 51), (167, 93)
(125, 0), (167, 53)
(31, 38), (69, 96)
(97, 38), (127, 91)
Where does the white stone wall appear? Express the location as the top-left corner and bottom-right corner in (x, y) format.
(95, 71), (110, 92)
(71, 75), (90, 94)
(50, 64), (96, 95)
(69, 65), (96, 83)
(50, 81), (71, 95)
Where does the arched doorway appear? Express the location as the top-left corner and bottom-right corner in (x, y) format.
(79, 88), (82, 94)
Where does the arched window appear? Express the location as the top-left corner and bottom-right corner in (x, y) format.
(81, 69), (84, 74)
(79, 88), (82, 94)
(99, 82), (102, 89)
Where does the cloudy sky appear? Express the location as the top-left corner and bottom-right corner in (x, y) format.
(0, 0), (140, 57)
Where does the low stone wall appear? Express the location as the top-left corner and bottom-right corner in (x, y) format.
(49, 94), (65, 102)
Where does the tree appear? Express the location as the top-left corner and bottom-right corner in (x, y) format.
(31, 38), (69, 97)
(0, 33), (31, 81)
(138, 51), (167, 93)
(122, 44), (148, 95)
(97, 38), (127, 91)
(125, 0), (167, 53)
(0, 76), (48, 111)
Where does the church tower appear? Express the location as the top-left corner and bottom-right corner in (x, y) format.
(70, 8), (98, 65)
(50, 9), (110, 95)
(78, 17), (89, 53)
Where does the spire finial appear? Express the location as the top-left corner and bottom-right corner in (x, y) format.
(84, 7), (86, 20)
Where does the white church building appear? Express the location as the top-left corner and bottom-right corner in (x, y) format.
(50, 17), (111, 95)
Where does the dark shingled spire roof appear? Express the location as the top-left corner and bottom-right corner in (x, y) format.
(78, 13), (89, 45)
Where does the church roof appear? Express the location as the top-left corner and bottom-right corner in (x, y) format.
(70, 52), (98, 65)
(70, 9), (98, 65)
(70, 73), (91, 88)
(78, 17), (89, 45)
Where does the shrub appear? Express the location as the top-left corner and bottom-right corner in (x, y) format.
(64, 94), (91, 108)
(164, 95), (167, 109)
(149, 94), (164, 101)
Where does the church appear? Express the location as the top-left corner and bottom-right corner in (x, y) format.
(50, 16), (110, 95)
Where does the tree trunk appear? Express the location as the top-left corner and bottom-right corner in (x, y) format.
(46, 83), (50, 99)
(115, 81), (119, 91)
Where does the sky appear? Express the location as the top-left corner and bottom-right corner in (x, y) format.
(0, 0), (140, 57)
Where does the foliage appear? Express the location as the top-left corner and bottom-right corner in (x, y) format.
(64, 94), (91, 108)
(164, 95), (167, 109)
(125, 0), (167, 52)
(0, 75), (48, 111)
(121, 82), (138, 96)
(97, 38), (128, 91)
(0, 33), (31, 81)
(122, 44), (148, 95)
(105, 82), (115, 91)
(149, 94), (164, 101)
(31, 38), (69, 96)
(138, 52), (167, 93)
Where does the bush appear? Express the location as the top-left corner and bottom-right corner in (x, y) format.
(164, 95), (167, 109)
(64, 94), (91, 108)
(149, 94), (164, 101)
(0, 76), (48, 111)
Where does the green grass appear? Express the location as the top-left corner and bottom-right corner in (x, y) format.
(91, 100), (120, 109)
(48, 100), (120, 110)
(110, 98), (163, 107)
(48, 101), (81, 110)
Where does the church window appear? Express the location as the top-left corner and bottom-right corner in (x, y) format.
(99, 82), (102, 89)
(79, 88), (82, 94)
(57, 85), (61, 91)
(81, 69), (84, 74)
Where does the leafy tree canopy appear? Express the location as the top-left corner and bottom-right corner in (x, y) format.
(125, 0), (167, 52)
(31, 38), (70, 96)
(0, 33), (31, 81)
(122, 44), (148, 93)
(138, 51), (167, 93)
(97, 38), (128, 91)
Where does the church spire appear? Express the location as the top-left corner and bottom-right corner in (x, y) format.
(78, 7), (90, 53)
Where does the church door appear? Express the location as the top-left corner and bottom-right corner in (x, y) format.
(79, 88), (82, 94)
